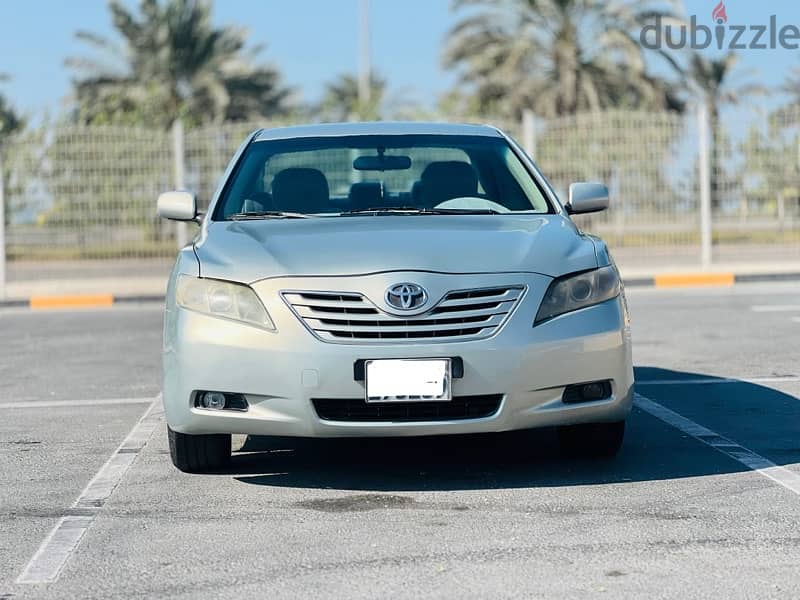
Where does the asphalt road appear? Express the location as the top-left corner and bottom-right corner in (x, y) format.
(2, 283), (800, 599)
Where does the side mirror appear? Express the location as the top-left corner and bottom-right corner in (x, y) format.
(157, 190), (197, 221)
(566, 183), (609, 215)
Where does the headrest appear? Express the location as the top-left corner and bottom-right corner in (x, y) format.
(349, 181), (383, 210)
(410, 180), (423, 207)
(271, 168), (330, 213)
(420, 161), (479, 205)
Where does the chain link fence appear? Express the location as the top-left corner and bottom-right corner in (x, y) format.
(714, 105), (800, 261)
(535, 110), (699, 263)
(1, 108), (798, 297)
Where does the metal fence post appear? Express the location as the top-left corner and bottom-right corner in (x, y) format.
(172, 119), (188, 249)
(522, 109), (536, 157)
(697, 103), (712, 268)
(0, 152), (5, 300)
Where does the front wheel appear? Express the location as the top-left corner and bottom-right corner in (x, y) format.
(558, 420), (625, 458)
(168, 427), (231, 473)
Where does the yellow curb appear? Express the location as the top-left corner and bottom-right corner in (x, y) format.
(29, 294), (115, 310)
(654, 273), (735, 288)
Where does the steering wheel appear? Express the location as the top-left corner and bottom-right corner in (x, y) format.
(434, 197), (511, 213)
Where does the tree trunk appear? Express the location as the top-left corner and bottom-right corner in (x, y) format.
(709, 105), (721, 212)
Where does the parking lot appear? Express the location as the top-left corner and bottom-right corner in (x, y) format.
(2, 282), (800, 599)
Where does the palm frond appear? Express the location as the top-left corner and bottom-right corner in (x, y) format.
(66, 0), (290, 127)
(444, 0), (686, 118)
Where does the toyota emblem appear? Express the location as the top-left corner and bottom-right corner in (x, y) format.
(385, 283), (427, 311)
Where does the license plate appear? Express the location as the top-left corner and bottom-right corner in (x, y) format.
(365, 359), (452, 403)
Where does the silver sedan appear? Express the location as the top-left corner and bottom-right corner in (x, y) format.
(157, 122), (633, 473)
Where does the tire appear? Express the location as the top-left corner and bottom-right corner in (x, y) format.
(168, 426), (231, 473)
(558, 420), (625, 458)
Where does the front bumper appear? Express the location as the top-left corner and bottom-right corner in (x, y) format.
(162, 272), (633, 437)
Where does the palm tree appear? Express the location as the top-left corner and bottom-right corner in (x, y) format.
(0, 75), (23, 142)
(0, 95), (23, 142)
(0, 75), (25, 226)
(320, 73), (387, 121)
(683, 52), (765, 209)
(780, 59), (800, 102)
(67, 0), (289, 128)
(443, 0), (684, 118)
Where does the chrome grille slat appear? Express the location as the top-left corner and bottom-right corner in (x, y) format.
(435, 290), (521, 308)
(304, 313), (505, 333)
(293, 305), (381, 320)
(298, 305), (511, 322)
(282, 294), (371, 311)
(316, 329), (489, 341)
(282, 286), (525, 344)
(430, 300), (518, 318)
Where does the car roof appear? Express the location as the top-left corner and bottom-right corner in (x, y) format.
(253, 121), (505, 142)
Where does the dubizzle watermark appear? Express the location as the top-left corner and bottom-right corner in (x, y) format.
(641, 1), (800, 50)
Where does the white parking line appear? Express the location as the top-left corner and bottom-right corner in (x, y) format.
(748, 303), (800, 326)
(0, 397), (154, 409)
(635, 393), (800, 497)
(638, 376), (800, 386)
(15, 397), (163, 585)
(750, 305), (800, 312)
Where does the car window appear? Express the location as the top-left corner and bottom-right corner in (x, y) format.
(214, 134), (551, 218)
(260, 147), (484, 198)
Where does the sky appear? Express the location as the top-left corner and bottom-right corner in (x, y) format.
(0, 0), (798, 119)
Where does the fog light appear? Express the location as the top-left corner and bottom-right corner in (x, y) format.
(562, 380), (612, 404)
(581, 383), (606, 401)
(200, 392), (226, 410)
(194, 391), (249, 412)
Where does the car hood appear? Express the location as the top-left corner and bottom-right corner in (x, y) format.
(194, 215), (599, 283)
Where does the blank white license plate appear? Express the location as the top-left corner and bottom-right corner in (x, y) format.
(365, 359), (452, 402)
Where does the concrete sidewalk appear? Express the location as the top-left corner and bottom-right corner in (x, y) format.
(620, 261), (800, 287)
(3, 276), (168, 303)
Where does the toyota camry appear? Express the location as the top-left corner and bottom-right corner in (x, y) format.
(157, 122), (633, 473)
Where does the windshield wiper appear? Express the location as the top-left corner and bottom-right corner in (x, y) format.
(340, 206), (421, 215)
(339, 207), (502, 216)
(422, 207), (503, 215)
(228, 211), (311, 220)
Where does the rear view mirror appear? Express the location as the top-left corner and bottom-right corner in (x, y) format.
(566, 183), (609, 215)
(353, 155), (411, 171)
(158, 190), (197, 221)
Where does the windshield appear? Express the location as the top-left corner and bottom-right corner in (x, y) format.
(213, 134), (552, 219)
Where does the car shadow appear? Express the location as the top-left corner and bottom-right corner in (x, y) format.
(227, 367), (800, 491)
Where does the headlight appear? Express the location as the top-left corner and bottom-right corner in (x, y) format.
(175, 275), (275, 330)
(534, 266), (620, 324)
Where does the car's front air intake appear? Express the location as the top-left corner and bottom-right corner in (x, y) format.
(282, 286), (525, 343)
(312, 395), (503, 422)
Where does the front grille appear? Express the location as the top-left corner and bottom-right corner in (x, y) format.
(312, 395), (503, 422)
(283, 286), (524, 343)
